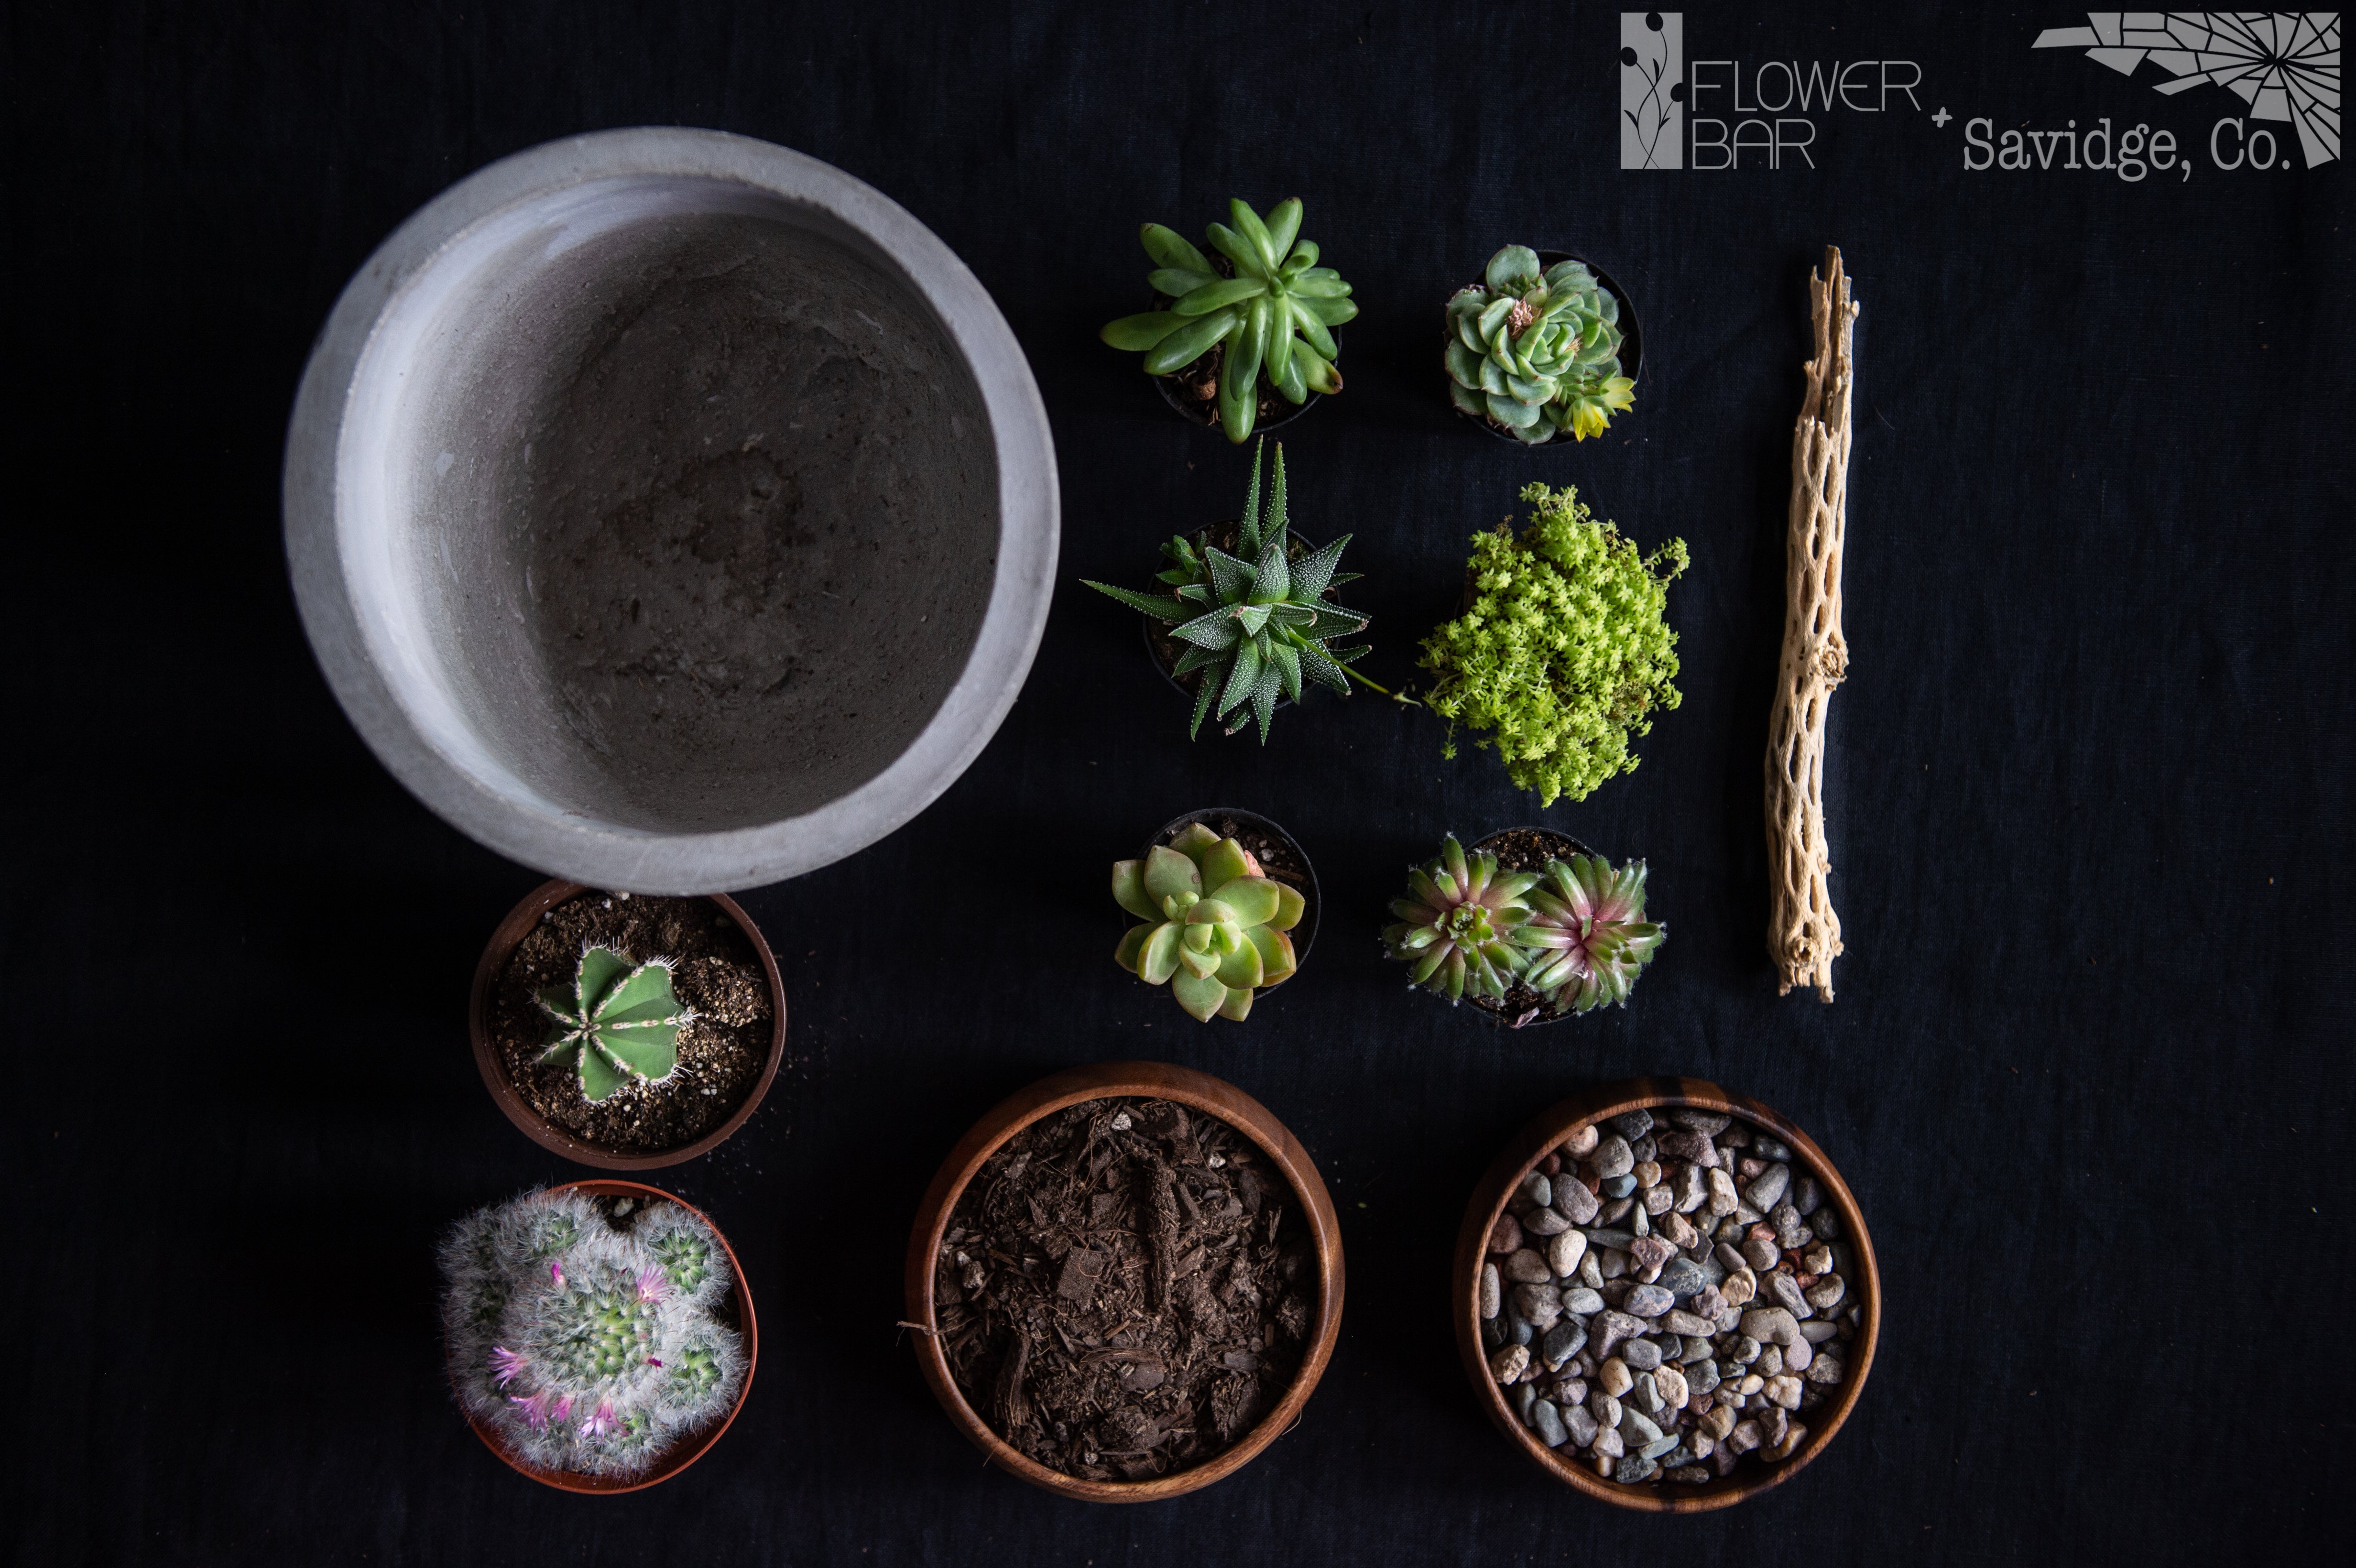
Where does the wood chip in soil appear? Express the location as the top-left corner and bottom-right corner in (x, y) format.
(491, 891), (772, 1154)
(934, 1096), (1317, 1482)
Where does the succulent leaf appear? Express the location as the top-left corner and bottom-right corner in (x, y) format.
(1140, 223), (1214, 274)
(1384, 837), (1544, 1006)
(1198, 838), (1253, 889)
(1112, 859), (1157, 921)
(1269, 882), (1307, 932)
(1506, 854), (1665, 1016)
(1446, 246), (1635, 443)
(1143, 845), (1200, 902)
(1171, 969), (1229, 1022)
(1102, 311), (1188, 351)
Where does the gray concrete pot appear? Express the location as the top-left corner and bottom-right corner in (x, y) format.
(285, 129), (1058, 893)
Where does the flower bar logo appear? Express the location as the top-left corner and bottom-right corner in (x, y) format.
(1621, 11), (1685, 169)
(2030, 12), (2339, 167)
(1621, 11), (1926, 170)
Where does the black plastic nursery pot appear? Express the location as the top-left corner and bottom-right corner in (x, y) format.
(1447, 827), (1597, 1029)
(1150, 329), (1340, 437)
(1449, 252), (1643, 446)
(1138, 521), (1332, 729)
(1140, 808), (1321, 975)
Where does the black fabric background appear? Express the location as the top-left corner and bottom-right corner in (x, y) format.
(8, 3), (2350, 1562)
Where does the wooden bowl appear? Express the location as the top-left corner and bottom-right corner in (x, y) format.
(904, 1062), (1346, 1502)
(469, 879), (788, 1169)
(1453, 1077), (1879, 1512)
(457, 1178), (759, 1494)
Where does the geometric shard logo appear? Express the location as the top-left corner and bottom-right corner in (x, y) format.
(2032, 12), (2340, 166)
(1622, 11), (1685, 169)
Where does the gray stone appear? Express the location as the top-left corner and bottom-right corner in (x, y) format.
(1522, 1206), (1571, 1237)
(1619, 1405), (1662, 1445)
(1479, 1262), (1501, 1319)
(1592, 1425), (1624, 1459)
(1669, 1108), (1731, 1134)
(1590, 1388), (1622, 1428)
(1642, 1185), (1674, 1216)
(1688, 1357), (1722, 1396)
(1753, 1134), (1793, 1162)
(1800, 1319), (1840, 1344)
(1583, 1227), (1638, 1251)
(1516, 1171), (1553, 1212)
(1662, 1308), (1714, 1336)
(1547, 1229), (1588, 1280)
(1653, 1363), (1690, 1408)
(1594, 1309), (1646, 1357)
(1615, 1454), (1660, 1483)
(1565, 1403), (1599, 1446)
(1792, 1175), (1823, 1217)
(1638, 1431), (1682, 1461)
(1625, 1284), (1675, 1318)
(1673, 1162), (1708, 1213)
(1509, 1311), (1534, 1346)
(1726, 1419), (1763, 1455)
(1744, 1163), (1791, 1213)
(1742, 1234), (1781, 1272)
(1783, 1335), (1812, 1373)
(1487, 1211), (1523, 1255)
(1657, 1257), (1709, 1298)
(1489, 1344), (1530, 1383)
(1560, 1124), (1600, 1158)
(1804, 1354), (1846, 1386)
(1771, 1202), (1807, 1250)
(1626, 1372), (1662, 1415)
(1812, 1205), (1843, 1240)
(1690, 1285), (1726, 1320)
(1755, 1343), (1784, 1378)
(1609, 1109), (1655, 1140)
(1681, 1336), (1715, 1365)
(1576, 1250), (1604, 1288)
(1766, 1271), (1814, 1319)
(1727, 1334), (1762, 1363)
(1629, 1200), (1652, 1237)
(1540, 1318), (1588, 1370)
(1515, 1381), (1538, 1423)
(1512, 1282), (1563, 1325)
(1600, 1173), (1638, 1199)
(1596, 1251), (1629, 1284)
(1620, 1338), (1663, 1371)
(1555, 1179), (1601, 1225)
(1630, 1135), (1658, 1164)
(1563, 1286), (1604, 1315)
(1655, 1130), (1718, 1166)
(1667, 1463), (1712, 1484)
(1600, 1197), (1636, 1223)
(1532, 1398), (1569, 1448)
(1803, 1242), (1834, 1275)
(1593, 1135), (1635, 1179)
(1804, 1274), (1846, 1311)
(1481, 1315), (1505, 1349)
(1504, 1248), (1552, 1284)
(1628, 1234), (1676, 1274)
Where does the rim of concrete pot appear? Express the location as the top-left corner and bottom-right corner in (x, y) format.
(456, 1179), (758, 1494)
(904, 1062), (1345, 1503)
(1453, 1078), (1879, 1511)
(284, 128), (1059, 893)
(1448, 251), (1644, 446)
(469, 879), (788, 1170)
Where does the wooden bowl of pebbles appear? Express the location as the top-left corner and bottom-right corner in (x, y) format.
(1454, 1077), (1878, 1511)
(469, 879), (788, 1170)
(905, 1062), (1346, 1502)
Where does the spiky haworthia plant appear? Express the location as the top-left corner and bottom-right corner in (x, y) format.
(1100, 198), (1356, 443)
(1114, 821), (1307, 1022)
(441, 1188), (747, 1480)
(1514, 854), (1666, 1015)
(538, 945), (693, 1102)
(1420, 484), (1687, 807)
(1445, 247), (1635, 444)
(1382, 836), (1540, 1004)
(1081, 438), (1370, 742)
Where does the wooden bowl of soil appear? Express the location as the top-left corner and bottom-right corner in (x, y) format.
(1144, 807), (1319, 969)
(1463, 826), (1592, 1029)
(1453, 1077), (1879, 1512)
(470, 880), (787, 1169)
(458, 1178), (758, 1494)
(905, 1062), (1345, 1502)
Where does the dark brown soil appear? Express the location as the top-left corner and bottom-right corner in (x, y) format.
(490, 891), (773, 1153)
(1160, 337), (1299, 429)
(1468, 827), (1591, 1029)
(933, 1097), (1317, 1482)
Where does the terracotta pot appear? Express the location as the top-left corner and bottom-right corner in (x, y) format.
(457, 1178), (758, 1494)
(1453, 1077), (1879, 1511)
(1462, 826), (1594, 1030)
(469, 880), (788, 1169)
(1449, 250), (1644, 446)
(905, 1061), (1346, 1503)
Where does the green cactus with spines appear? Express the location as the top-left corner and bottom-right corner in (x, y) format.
(1101, 197), (1356, 443)
(1446, 247), (1636, 443)
(537, 945), (693, 1102)
(1081, 438), (1373, 743)
(1113, 821), (1308, 1022)
(439, 1188), (749, 1481)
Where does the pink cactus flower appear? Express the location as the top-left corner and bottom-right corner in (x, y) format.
(578, 1399), (619, 1442)
(488, 1346), (529, 1387)
(634, 1266), (670, 1305)
(548, 1260), (567, 1289)
(552, 1394), (574, 1426)
(646, 1358), (664, 1368)
(508, 1388), (558, 1429)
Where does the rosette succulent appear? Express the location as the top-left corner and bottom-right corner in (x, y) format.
(537, 945), (693, 1102)
(1114, 821), (1307, 1022)
(1382, 836), (1541, 1003)
(1101, 197), (1356, 443)
(1445, 247), (1635, 444)
(441, 1188), (747, 1480)
(1081, 438), (1371, 743)
(1513, 854), (1666, 1015)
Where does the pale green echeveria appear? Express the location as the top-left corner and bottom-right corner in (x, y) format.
(1512, 854), (1665, 1015)
(1382, 835), (1540, 1003)
(1113, 821), (1306, 1022)
(1099, 198), (1356, 444)
(536, 945), (693, 1101)
(1445, 246), (1636, 445)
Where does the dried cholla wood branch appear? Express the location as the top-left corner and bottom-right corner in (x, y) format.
(1766, 246), (1857, 1002)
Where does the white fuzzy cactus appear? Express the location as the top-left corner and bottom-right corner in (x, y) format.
(440, 1188), (746, 1479)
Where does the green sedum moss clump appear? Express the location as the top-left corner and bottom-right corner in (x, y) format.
(1418, 484), (1688, 806)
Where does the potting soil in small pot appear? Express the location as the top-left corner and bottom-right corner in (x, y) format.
(489, 891), (773, 1154)
(1480, 1107), (1864, 1486)
(933, 1097), (1317, 1482)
